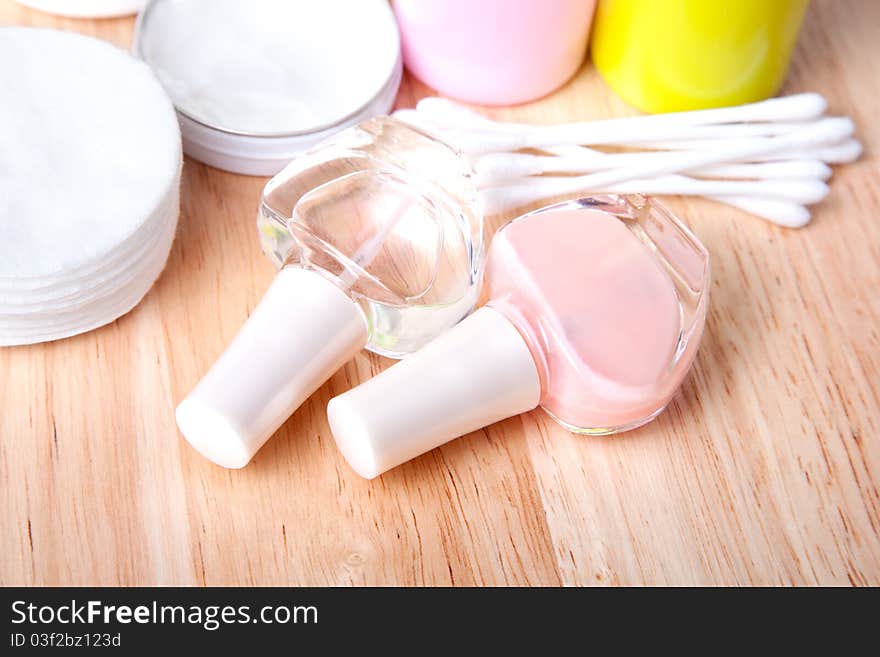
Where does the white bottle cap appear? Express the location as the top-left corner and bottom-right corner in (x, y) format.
(176, 267), (368, 468)
(327, 306), (541, 479)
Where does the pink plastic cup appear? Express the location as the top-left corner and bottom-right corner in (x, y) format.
(392, 0), (597, 105)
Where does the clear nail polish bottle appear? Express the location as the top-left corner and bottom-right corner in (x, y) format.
(177, 117), (483, 468)
(328, 195), (710, 479)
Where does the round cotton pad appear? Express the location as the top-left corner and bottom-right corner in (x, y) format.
(14, 1), (146, 18)
(0, 204), (177, 345)
(0, 28), (181, 346)
(138, 0), (400, 135)
(0, 196), (178, 346)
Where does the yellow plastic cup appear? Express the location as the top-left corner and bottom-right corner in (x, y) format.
(590, 0), (809, 113)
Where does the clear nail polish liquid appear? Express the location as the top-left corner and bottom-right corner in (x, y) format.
(258, 116), (483, 357)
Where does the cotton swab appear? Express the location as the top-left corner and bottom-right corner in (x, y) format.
(636, 139), (863, 164)
(704, 197), (811, 228)
(473, 151), (833, 186)
(453, 115), (854, 154)
(480, 184), (813, 227)
(478, 118), (850, 188)
(481, 175), (827, 211)
(396, 105), (828, 225)
(690, 161), (832, 181)
(412, 94), (831, 151)
(547, 144), (835, 181)
(416, 93), (828, 134)
(534, 146), (818, 226)
(422, 115), (820, 143)
(451, 120), (827, 148)
(394, 95), (859, 227)
(400, 99), (860, 165)
(481, 185), (812, 227)
(537, 145), (817, 226)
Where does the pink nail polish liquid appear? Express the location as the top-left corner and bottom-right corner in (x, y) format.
(488, 198), (702, 432)
(328, 195), (710, 479)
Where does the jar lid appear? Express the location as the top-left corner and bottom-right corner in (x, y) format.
(134, 0), (403, 175)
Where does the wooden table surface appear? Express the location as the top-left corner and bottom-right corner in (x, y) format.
(2, 0), (878, 587)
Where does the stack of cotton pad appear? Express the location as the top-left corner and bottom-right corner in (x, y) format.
(0, 28), (181, 347)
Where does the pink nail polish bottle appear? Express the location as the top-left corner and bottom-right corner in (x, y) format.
(328, 195), (710, 479)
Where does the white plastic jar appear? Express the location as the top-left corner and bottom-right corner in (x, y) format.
(134, 0), (402, 175)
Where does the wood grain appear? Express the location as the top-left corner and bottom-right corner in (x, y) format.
(1, 0), (878, 586)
